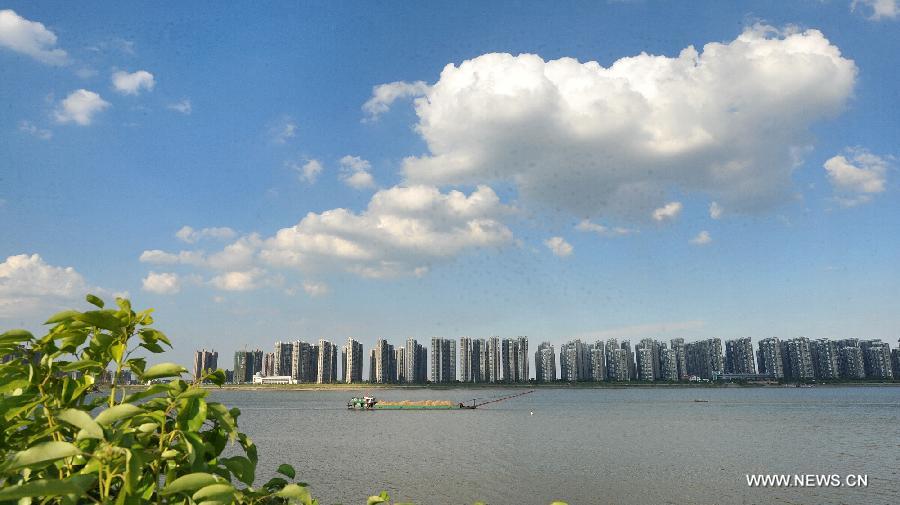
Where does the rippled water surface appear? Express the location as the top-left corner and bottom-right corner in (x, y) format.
(208, 386), (900, 505)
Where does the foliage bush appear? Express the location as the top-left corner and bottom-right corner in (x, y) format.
(0, 295), (565, 505)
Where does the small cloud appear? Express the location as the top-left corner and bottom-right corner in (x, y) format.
(167, 99), (192, 115)
(690, 230), (712, 246)
(575, 219), (636, 237)
(652, 201), (682, 222)
(175, 226), (237, 244)
(111, 69), (155, 95)
(544, 236), (573, 257)
(75, 67), (98, 79)
(0, 9), (69, 65)
(302, 280), (330, 297)
(54, 89), (110, 125)
(824, 148), (889, 207)
(141, 271), (181, 294)
(18, 120), (52, 140)
(362, 80), (429, 121)
(210, 269), (263, 291)
(339, 155), (376, 189)
(269, 117), (297, 144)
(289, 159), (323, 184)
(709, 201), (723, 220)
(852, 0), (899, 20)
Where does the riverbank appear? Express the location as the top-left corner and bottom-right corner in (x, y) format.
(117, 380), (900, 392)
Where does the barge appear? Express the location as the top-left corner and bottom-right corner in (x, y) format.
(347, 390), (534, 411)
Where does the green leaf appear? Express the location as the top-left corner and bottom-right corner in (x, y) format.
(57, 409), (103, 440)
(367, 492), (390, 505)
(74, 310), (123, 331)
(58, 360), (104, 372)
(94, 403), (143, 426)
(186, 398), (208, 432)
(0, 329), (33, 344)
(177, 388), (209, 400)
(276, 484), (312, 504)
(44, 310), (81, 325)
(277, 463), (296, 479)
(123, 383), (168, 403)
(4, 441), (82, 470)
(143, 362), (187, 380)
(0, 475), (95, 500)
(115, 297), (131, 312)
(192, 483), (235, 502)
(161, 472), (220, 495)
(85, 294), (105, 308)
(220, 456), (255, 486)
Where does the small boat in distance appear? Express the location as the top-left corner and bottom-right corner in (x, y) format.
(347, 390), (535, 411)
(693, 399), (709, 403)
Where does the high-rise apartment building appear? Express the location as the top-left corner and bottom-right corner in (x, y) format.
(860, 340), (893, 379)
(725, 338), (756, 375)
(685, 338), (723, 380)
(403, 338), (427, 384)
(591, 341), (605, 381)
(757, 338), (784, 379)
(430, 338), (457, 383)
(262, 352), (275, 376)
(273, 341), (293, 377)
(342, 337), (363, 383)
(232, 349), (262, 383)
(501, 337), (528, 382)
(670, 338), (687, 379)
(368, 348), (376, 382)
(193, 349), (218, 380)
(810, 339), (839, 380)
(373, 339), (395, 383)
(487, 337), (501, 383)
(660, 348), (678, 381)
(316, 339), (338, 384)
(534, 342), (556, 382)
(780, 338), (814, 380)
(289, 340), (317, 382)
(839, 345), (866, 379)
(560, 339), (593, 381)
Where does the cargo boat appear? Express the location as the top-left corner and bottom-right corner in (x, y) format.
(347, 390), (534, 411)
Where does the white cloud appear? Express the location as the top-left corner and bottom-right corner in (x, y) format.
(824, 148), (889, 207)
(709, 201), (723, 219)
(111, 70), (155, 95)
(0, 9), (68, 65)
(0, 253), (87, 317)
(339, 155), (376, 189)
(175, 225), (237, 244)
(259, 184), (513, 278)
(398, 26), (857, 219)
(689, 230), (712, 245)
(18, 120), (52, 140)
(651, 201), (683, 222)
(54, 89), (110, 125)
(141, 271), (181, 294)
(302, 281), (330, 297)
(167, 99), (192, 115)
(575, 219), (636, 237)
(210, 269), (263, 291)
(852, 0), (899, 20)
(270, 117), (297, 144)
(289, 159), (323, 184)
(544, 236), (573, 257)
(362, 80), (430, 121)
(139, 249), (206, 266)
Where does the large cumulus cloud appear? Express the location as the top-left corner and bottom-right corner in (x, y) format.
(400, 25), (857, 218)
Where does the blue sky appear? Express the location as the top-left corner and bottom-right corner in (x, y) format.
(1, 1), (898, 369)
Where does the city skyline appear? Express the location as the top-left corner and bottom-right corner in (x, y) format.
(218, 334), (899, 384)
(2, 2), (900, 370)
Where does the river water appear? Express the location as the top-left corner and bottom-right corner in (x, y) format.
(208, 386), (900, 504)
